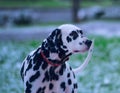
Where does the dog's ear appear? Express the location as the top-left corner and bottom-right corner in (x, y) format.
(47, 29), (62, 44)
(54, 29), (63, 47)
(47, 29), (62, 53)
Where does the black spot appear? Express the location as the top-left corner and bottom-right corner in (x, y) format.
(42, 71), (49, 82)
(67, 73), (70, 78)
(36, 87), (41, 93)
(79, 42), (82, 45)
(25, 81), (32, 93)
(33, 47), (41, 56)
(33, 53), (42, 64)
(43, 50), (50, 58)
(33, 53), (43, 70)
(77, 30), (83, 35)
(58, 49), (68, 59)
(49, 29), (61, 40)
(68, 79), (72, 85)
(47, 38), (57, 53)
(70, 66), (72, 70)
(59, 64), (66, 75)
(73, 72), (76, 78)
(26, 55), (31, 62)
(66, 36), (72, 43)
(29, 71), (40, 82)
(42, 61), (48, 70)
(20, 62), (25, 81)
(33, 60), (42, 71)
(55, 29), (63, 46)
(25, 59), (32, 75)
(49, 67), (59, 81)
(69, 31), (79, 40)
(49, 29), (59, 40)
(72, 89), (74, 93)
(74, 83), (78, 89)
(57, 43), (69, 59)
(60, 82), (66, 91)
(37, 86), (46, 93)
(41, 41), (50, 55)
(49, 83), (54, 90)
(62, 45), (67, 49)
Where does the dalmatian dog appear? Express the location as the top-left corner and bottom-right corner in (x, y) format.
(20, 24), (93, 93)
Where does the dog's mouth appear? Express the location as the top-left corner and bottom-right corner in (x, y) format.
(73, 47), (89, 53)
(74, 40), (92, 53)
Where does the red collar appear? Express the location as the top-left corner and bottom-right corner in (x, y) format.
(40, 51), (61, 67)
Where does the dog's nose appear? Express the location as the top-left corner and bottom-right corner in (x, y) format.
(85, 40), (92, 48)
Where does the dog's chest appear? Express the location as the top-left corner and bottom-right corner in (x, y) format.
(24, 57), (77, 93)
(24, 58), (75, 82)
(22, 48), (77, 93)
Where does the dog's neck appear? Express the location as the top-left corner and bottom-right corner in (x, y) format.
(40, 51), (71, 66)
(41, 39), (72, 66)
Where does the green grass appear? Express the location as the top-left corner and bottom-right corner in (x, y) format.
(0, 0), (70, 8)
(0, 0), (119, 8)
(0, 36), (120, 93)
(81, 1), (113, 7)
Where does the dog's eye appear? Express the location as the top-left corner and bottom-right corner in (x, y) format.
(79, 42), (82, 45)
(77, 30), (83, 35)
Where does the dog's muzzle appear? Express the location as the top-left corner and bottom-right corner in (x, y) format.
(85, 40), (92, 48)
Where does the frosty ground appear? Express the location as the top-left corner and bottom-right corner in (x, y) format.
(0, 36), (120, 93)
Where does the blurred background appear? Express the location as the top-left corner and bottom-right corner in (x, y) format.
(0, 0), (120, 93)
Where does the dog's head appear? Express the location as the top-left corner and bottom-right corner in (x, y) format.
(59, 24), (92, 54)
(42, 24), (92, 61)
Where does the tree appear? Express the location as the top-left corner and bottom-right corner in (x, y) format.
(72, 0), (80, 23)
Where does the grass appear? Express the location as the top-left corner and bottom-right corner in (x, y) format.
(0, 0), (119, 8)
(0, 36), (120, 93)
(81, 1), (113, 8)
(0, 0), (70, 8)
